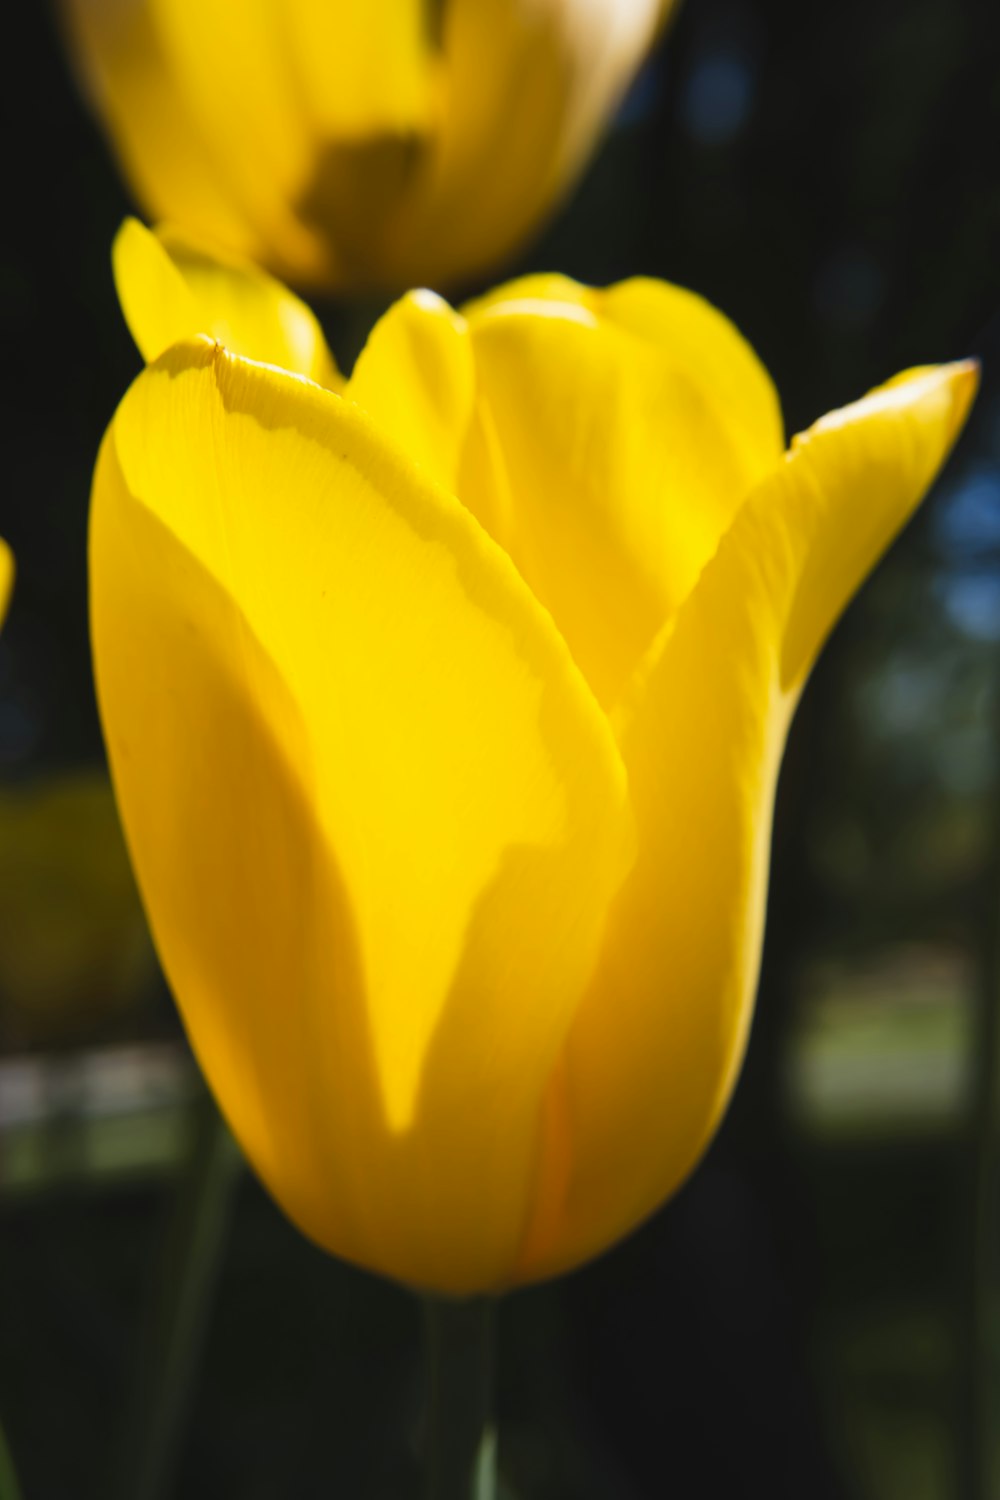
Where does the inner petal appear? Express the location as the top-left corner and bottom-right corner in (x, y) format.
(459, 303), (762, 708)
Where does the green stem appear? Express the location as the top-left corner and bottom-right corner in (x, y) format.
(422, 1297), (497, 1500)
(116, 1091), (240, 1500)
(959, 904), (1000, 1500)
(0, 1419), (22, 1500)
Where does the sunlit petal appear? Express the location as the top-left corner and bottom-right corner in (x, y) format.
(113, 218), (340, 387)
(92, 340), (632, 1292)
(519, 360), (979, 1279)
(347, 290), (473, 491)
(459, 288), (776, 706)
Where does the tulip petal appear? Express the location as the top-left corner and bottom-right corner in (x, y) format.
(380, 0), (668, 286)
(461, 291), (778, 707)
(520, 361), (978, 1280)
(113, 219), (341, 389)
(347, 291), (474, 491)
(128, 0), (328, 278)
(467, 273), (784, 482)
(58, 0), (256, 258)
(276, 2), (435, 141)
(144, 0), (437, 283)
(92, 341), (632, 1292)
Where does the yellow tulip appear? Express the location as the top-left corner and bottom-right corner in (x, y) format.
(59, 0), (672, 291)
(91, 221), (977, 1294)
(0, 542), (11, 631)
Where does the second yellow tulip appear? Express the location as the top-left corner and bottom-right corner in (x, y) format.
(60, 0), (672, 291)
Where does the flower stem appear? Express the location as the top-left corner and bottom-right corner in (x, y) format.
(422, 1296), (497, 1500)
(958, 852), (1000, 1500)
(116, 1091), (240, 1500)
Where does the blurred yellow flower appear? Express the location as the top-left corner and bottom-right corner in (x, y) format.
(0, 542), (11, 631)
(0, 772), (154, 1044)
(91, 222), (977, 1293)
(59, 0), (671, 291)
(0, 538), (151, 1044)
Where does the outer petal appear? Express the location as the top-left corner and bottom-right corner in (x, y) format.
(144, 0), (438, 284)
(517, 361), (978, 1282)
(459, 293), (777, 707)
(113, 219), (341, 389)
(58, 0), (255, 258)
(121, 0), (324, 278)
(347, 291), (474, 491)
(91, 341), (632, 1293)
(60, 0), (436, 285)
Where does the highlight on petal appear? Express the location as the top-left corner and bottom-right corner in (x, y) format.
(458, 288), (776, 708)
(113, 218), (341, 388)
(347, 290), (474, 493)
(516, 360), (978, 1281)
(91, 340), (632, 1293)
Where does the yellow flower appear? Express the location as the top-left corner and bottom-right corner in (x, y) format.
(91, 221), (977, 1293)
(58, 0), (672, 291)
(0, 542), (11, 631)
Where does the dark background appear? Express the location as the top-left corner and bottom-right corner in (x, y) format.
(2, 1), (1000, 1496)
